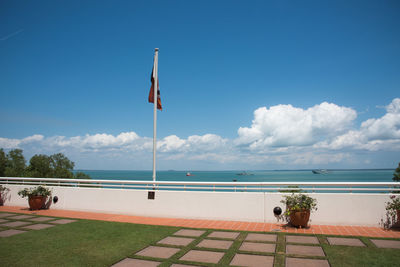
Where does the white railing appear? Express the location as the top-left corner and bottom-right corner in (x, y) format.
(1, 177), (399, 193)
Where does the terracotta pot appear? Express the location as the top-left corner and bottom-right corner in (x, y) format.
(289, 209), (310, 228)
(28, 196), (46, 210)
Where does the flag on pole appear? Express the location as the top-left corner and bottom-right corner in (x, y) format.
(148, 64), (162, 110)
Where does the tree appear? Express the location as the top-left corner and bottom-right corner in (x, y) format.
(0, 149), (90, 179)
(26, 154), (53, 178)
(74, 171), (91, 179)
(50, 153), (74, 178)
(393, 162), (400, 182)
(0, 149), (6, 177)
(4, 149), (26, 177)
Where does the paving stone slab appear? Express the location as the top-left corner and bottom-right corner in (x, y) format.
(239, 242), (276, 253)
(286, 257), (330, 267)
(136, 246), (180, 259)
(0, 219), (9, 223)
(286, 235), (319, 244)
(327, 237), (365, 247)
(0, 213), (14, 218)
(51, 219), (77, 224)
(157, 236), (195, 246)
(230, 253), (274, 267)
(208, 231), (240, 239)
(8, 215), (36, 220)
(370, 239), (400, 249)
(286, 245), (325, 257)
(0, 229), (27, 237)
(197, 239), (233, 249)
(245, 233), (277, 242)
(1, 221), (32, 227)
(111, 258), (161, 267)
(23, 223), (55, 230)
(29, 217), (54, 222)
(180, 250), (224, 264)
(173, 229), (205, 237)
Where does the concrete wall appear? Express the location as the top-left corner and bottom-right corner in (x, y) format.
(2, 184), (392, 226)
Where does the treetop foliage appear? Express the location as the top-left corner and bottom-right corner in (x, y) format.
(0, 149), (90, 179)
(393, 162), (400, 182)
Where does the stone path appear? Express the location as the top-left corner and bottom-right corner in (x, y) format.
(112, 230), (328, 267)
(0, 212), (76, 238)
(2, 210), (400, 266)
(111, 229), (400, 267)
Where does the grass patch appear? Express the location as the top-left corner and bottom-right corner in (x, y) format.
(0, 219), (177, 267)
(324, 244), (399, 266)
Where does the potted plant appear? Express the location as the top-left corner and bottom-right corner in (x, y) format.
(18, 185), (52, 210)
(0, 185), (10, 206)
(386, 195), (400, 226)
(281, 193), (318, 228)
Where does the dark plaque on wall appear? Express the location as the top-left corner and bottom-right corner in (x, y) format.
(148, 191), (155, 200)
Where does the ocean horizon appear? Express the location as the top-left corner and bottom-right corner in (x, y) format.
(76, 169), (395, 183)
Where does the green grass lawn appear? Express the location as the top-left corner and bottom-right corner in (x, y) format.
(322, 236), (400, 267)
(1, 215), (399, 267)
(0, 219), (178, 267)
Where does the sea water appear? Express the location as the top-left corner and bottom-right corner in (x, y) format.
(76, 169), (394, 183)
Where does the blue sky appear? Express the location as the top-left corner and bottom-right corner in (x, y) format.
(1, 0), (399, 170)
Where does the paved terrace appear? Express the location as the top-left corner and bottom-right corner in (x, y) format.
(1, 206), (399, 238)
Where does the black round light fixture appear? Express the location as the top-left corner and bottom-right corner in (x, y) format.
(273, 206), (282, 216)
(53, 196), (58, 204)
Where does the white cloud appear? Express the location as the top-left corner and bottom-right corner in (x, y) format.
(0, 134), (44, 149)
(158, 134), (228, 153)
(236, 102), (356, 149)
(158, 135), (187, 152)
(0, 137), (20, 149)
(43, 132), (144, 151)
(1, 99), (399, 169)
(316, 98), (400, 151)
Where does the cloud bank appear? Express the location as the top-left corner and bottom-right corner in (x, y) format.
(1, 98), (399, 169)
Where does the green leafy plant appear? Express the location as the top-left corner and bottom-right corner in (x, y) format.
(278, 185), (304, 193)
(0, 185), (9, 194)
(280, 193), (317, 216)
(393, 162), (400, 182)
(386, 195), (400, 217)
(0, 185), (10, 205)
(18, 185), (52, 198)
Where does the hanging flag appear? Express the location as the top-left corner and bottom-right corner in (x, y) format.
(148, 65), (162, 110)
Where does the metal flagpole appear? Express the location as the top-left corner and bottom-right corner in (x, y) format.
(152, 48), (159, 184)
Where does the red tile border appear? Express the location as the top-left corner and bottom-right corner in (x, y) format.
(1, 205), (400, 239)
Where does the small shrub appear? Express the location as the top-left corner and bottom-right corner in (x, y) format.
(0, 185), (9, 194)
(0, 185), (10, 205)
(386, 195), (400, 217)
(280, 193), (317, 216)
(18, 185), (52, 198)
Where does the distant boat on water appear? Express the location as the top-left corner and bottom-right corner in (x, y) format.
(236, 171), (254, 176)
(312, 169), (329, 174)
(186, 172), (194, 176)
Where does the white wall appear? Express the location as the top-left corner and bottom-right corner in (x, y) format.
(2, 184), (392, 226)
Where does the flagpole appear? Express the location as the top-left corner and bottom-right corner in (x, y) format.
(152, 48), (159, 184)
